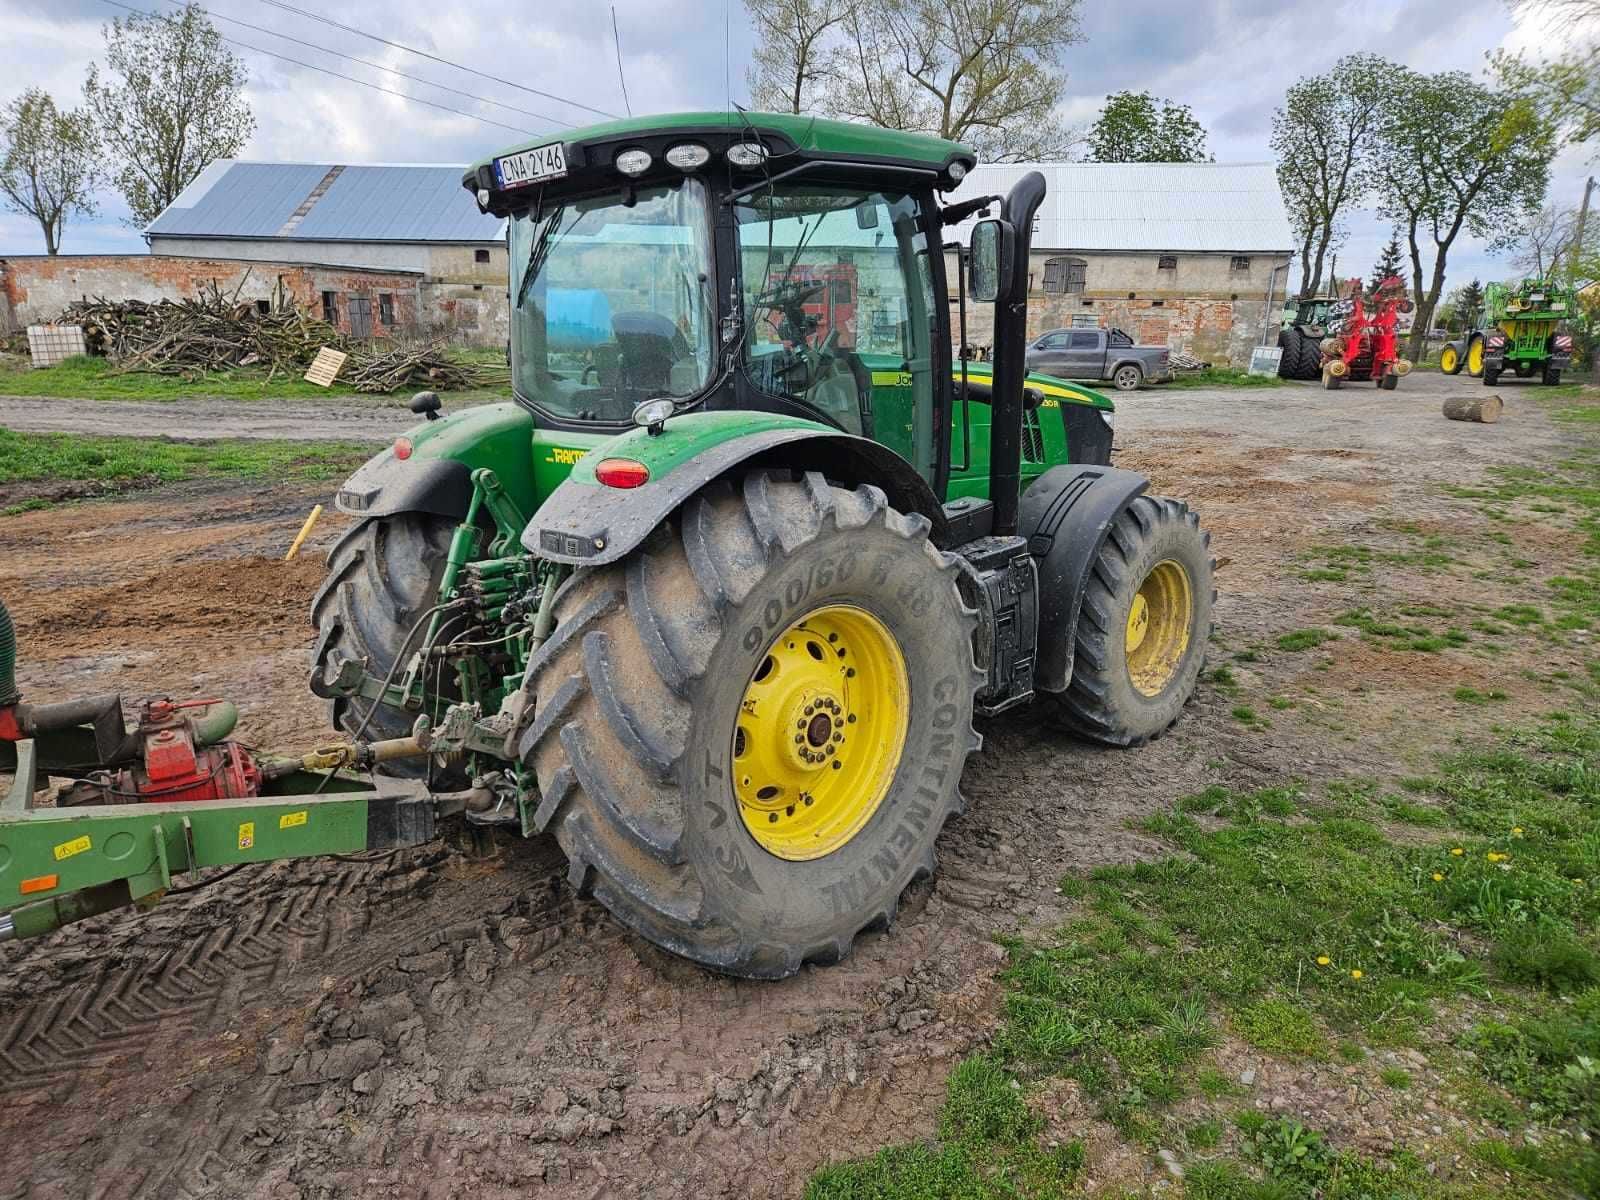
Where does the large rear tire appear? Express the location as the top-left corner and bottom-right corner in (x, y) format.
(309, 512), (456, 777)
(1043, 496), (1214, 747)
(518, 472), (982, 979)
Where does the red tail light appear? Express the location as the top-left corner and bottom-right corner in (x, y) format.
(595, 458), (650, 489)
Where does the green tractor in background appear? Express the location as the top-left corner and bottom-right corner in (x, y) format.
(0, 114), (1214, 980)
(1440, 276), (1577, 385)
(1275, 295), (1337, 381)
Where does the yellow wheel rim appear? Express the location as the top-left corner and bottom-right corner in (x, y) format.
(1125, 560), (1193, 697)
(1467, 339), (1483, 375)
(733, 605), (909, 861)
(1440, 346), (1457, 373)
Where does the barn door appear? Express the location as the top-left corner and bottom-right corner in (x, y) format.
(348, 296), (373, 339)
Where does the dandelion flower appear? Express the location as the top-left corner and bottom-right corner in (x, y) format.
(1316, 955), (1331, 966)
(1487, 852), (1509, 863)
(1512, 827), (1524, 837)
(1432, 872), (1444, 882)
(1350, 969), (1364, 980)
(1450, 848), (1464, 857)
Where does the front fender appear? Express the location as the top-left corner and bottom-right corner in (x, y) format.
(527, 413), (946, 566)
(1019, 464), (1150, 692)
(332, 402), (537, 521)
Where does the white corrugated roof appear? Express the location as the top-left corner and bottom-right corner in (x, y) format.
(946, 162), (1294, 254)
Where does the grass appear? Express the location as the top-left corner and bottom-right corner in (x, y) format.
(0, 353), (502, 401)
(1276, 628), (1338, 652)
(1163, 368), (1287, 390)
(808, 717), (1600, 1196)
(0, 428), (367, 508)
(1333, 606), (1471, 653)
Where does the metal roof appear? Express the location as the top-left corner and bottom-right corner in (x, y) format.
(946, 162), (1294, 254)
(146, 160), (506, 244)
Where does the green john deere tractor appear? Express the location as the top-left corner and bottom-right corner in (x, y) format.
(1440, 277), (1577, 385)
(1275, 295), (1336, 381)
(0, 113), (1214, 979)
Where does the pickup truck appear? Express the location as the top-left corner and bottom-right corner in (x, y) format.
(1024, 326), (1172, 391)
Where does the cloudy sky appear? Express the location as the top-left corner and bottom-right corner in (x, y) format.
(0, 0), (1593, 297)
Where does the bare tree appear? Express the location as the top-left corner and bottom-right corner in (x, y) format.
(1271, 55), (1394, 300)
(745, 0), (852, 113)
(84, 3), (255, 227)
(1505, 204), (1584, 275)
(820, 0), (1085, 162)
(0, 89), (99, 255)
(1376, 68), (1558, 359)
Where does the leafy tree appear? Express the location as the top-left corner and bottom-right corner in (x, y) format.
(1504, 204), (1588, 276)
(84, 3), (255, 227)
(1374, 68), (1557, 359)
(1084, 91), (1209, 163)
(0, 89), (99, 255)
(1445, 278), (1484, 331)
(1271, 55), (1394, 300)
(824, 0), (1085, 162)
(1495, 1), (1599, 155)
(744, 0), (852, 114)
(1368, 231), (1403, 292)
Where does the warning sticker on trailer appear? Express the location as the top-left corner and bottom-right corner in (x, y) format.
(238, 822), (255, 850)
(53, 835), (91, 861)
(279, 811), (308, 830)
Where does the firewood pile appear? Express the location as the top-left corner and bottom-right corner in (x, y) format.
(56, 282), (505, 393)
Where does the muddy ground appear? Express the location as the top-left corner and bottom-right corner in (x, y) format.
(0, 371), (1591, 1198)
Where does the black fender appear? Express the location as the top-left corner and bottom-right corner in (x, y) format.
(333, 449), (474, 521)
(526, 428), (947, 566)
(1018, 463), (1150, 693)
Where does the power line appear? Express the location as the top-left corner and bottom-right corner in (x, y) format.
(254, 0), (620, 122)
(95, 0), (534, 136)
(152, 0), (573, 128)
(610, 6), (631, 118)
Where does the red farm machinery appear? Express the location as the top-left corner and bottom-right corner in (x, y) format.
(1317, 276), (1414, 390)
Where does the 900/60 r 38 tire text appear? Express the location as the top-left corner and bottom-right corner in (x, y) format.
(1044, 495), (1214, 747)
(310, 511), (457, 778)
(518, 471), (983, 979)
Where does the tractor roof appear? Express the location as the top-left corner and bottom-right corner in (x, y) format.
(463, 111), (976, 216)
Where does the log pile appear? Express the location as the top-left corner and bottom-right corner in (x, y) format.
(55, 282), (506, 393)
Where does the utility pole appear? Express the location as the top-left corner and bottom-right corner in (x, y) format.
(1575, 177), (1596, 383)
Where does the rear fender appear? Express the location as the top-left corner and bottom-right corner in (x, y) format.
(1018, 464), (1150, 692)
(527, 422), (946, 566)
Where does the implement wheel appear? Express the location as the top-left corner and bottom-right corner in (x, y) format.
(519, 472), (981, 979)
(1044, 496), (1214, 747)
(310, 512), (457, 778)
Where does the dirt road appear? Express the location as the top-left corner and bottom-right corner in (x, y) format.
(1, 372), (1590, 1198)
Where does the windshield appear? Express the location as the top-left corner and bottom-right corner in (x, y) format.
(508, 180), (714, 423)
(734, 184), (936, 479)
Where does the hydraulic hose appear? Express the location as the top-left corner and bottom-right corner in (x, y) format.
(192, 701), (239, 746)
(0, 595), (18, 707)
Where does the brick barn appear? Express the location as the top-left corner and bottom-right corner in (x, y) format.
(945, 162), (1295, 369)
(0, 161), (509, 347)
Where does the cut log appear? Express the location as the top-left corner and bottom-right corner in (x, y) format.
(1443, 394), (1503, 424)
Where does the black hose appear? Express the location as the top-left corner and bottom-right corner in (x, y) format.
(0, 595), (18, 707)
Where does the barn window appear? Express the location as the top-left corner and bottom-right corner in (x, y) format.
(1041, 256), (1086, 294)
(379, 293), (395, 326)
(475, 248), (491, 263)
(1230, 255), (1251, 271)
(1158, 254), (1177, 270)
(321, 290), (338, 324)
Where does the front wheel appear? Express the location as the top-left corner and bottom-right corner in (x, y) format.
(1440, 344), (1462, 375)
(1043, 496), (1214, 747)
(1112, 364), (1143, 391)
(1466, 337), (1485, 378)
(519, 472), (982, 979)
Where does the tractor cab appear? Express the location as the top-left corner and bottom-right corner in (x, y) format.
(466, 112), (1046, 501)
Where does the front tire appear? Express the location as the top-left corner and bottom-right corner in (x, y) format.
(518, 472), (982, 979)
(1043, 496), (1214, 747)
(1440, 344), (1462, 375)
(1112, 364), (1143, 391)
(309, 512), (456, 776)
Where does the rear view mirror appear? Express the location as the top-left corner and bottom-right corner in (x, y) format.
(969, 218), (1014, 304)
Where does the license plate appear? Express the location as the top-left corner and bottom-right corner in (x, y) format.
(496, 142), (567, 189)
